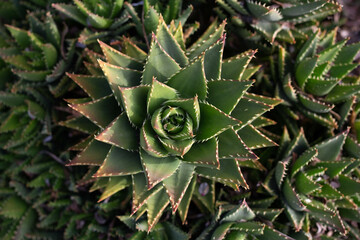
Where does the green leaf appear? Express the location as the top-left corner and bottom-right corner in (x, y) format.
(197, 158), (248, 189)
(218, 128), (257, 159)
(67, 140), (110, 166)
(0, 196), (27, 219)
(119, 85), (149, 127)
(68, 73), (112, 100)
(196, 102), (240, 141)
(330, 63), (359, 79)
(211, 222), (233, 240)
(142, 35), (180, 84)
(295, 171), (321, 195)
(334, 42), (360, 64)
(282, 178), (305, 211)
(315, 160), (353, 178)
(204, 38), (225, 80)
(305, 77), (340, 96)
(98, 60), (142, 102)
(94, 146), (143, 177)
(253, 208), (283, 221)
(275, 160), (289, 189)
(158, 138), (195, 156)
(69, 95), (120, 128)
(283, 203), (305, 231)
(183, 138), (219, 168)
(163, 162), (195, 213)
(140, 149), (180, 189)
(5, 25), (30, 49)
(298, 93), (334, 113)
(221, 50), (256, 80)
(155, 16), (188, 67)
(13, 209), (37, 240)
(60, 116), (98, 134)
(311, 130), (348, 162)
(131, 173), (162, 214)
(0, 92), (26, 107)
(281, 1), (326, 17)
(317, 39), (347, 65)
(147, 78), (178, 114)
(326, 83), (360, 103)
(221, 201), (255, 222)
(96, 113), (138, 151)
(52, 3), (87, 25)
(45, 12), (60, 48)
(295, 57), (318, 89)
(123, 37), (148, 61)
(98, 40), (143, 70)
(237, 124), (277, 149)
(337, 174), (360, 196)
(13, 70), (50, 82)
(187, 20), (226, 60)
(41, 43), (57, 69)
(99, 176), (131, 202)
(167, 55), (207, 100)
(27, 100), (45, 120)
(231, 95), (277, 128)
(177, 176), (196, 223)
(297, 31), (319, 63)
(290, 148), (318, 178)
(231, 222), (265, 235)
(146, 189), (169, 232)
(207, 80), (254, 114)
(257, 226), (294, 240)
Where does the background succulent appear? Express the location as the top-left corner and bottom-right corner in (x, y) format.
(215, 0), (342, 53)
(272, 28), (360, 133)
(63, 14), (282, 231)
(195, 200), (291, 240)
(256, 128), (360, 239)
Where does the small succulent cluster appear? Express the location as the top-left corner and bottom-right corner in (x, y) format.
(0, 0), (359, 239)
(275, 29), (360, 130)
(216, 0), (342, 48)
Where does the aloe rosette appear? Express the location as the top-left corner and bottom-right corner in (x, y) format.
(64, 16), (281, 230)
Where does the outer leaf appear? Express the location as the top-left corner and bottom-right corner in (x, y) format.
(93, 146), (143, 177)
(183, 138), (219, 168)
(142, 35), (180, 84)
(140, 149), (180, 189)
(163, 163), (195, 212)
(67, 140), (110, 166)
(69, 95), (120, 128)
(207, 80), (254, 114)
(95, 113), (138, 151)
(119, 86), (150, 127)
(196, 102), (241, 141)
(167, 55), (207, 100)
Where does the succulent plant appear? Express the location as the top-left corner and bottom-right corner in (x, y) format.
(256, 128), (360, 238)
(195, 200), (292, 240)
(63, 15), (281, 231)
(0, 12), (76, 97)
(52, 0), (132, 45)
(216, 0), (342, 49)
(274, 28), (360, 131)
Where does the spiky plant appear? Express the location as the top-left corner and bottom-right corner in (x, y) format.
(215, 0), (342, 50)
(255, 128), (360, 239)
(52, 0), (132, 45)
(63, 15), (282, 231)
(273, 28), (360, 131)
(0, 12), (76, 97)
(195, 200), (292, 240)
